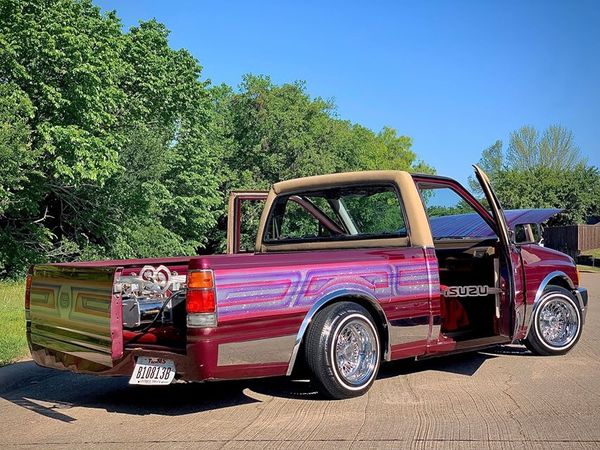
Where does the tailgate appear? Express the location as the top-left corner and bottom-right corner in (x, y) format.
(27, 265), (123, 371)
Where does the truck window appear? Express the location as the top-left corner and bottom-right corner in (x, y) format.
(418, 184), (495, 239)
(265, 185), (407, 243)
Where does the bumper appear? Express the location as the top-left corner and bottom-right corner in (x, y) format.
(28, 340), (197, 379)
(574, 287), (588, 324)
(28, 325), (293, 382)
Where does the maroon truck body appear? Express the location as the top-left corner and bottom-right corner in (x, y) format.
(26, 168), (588, 398)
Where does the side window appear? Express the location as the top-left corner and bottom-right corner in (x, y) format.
(418, 183), (495, 239)
(264, 185), (407, 243)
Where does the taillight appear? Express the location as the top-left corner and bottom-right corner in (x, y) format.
(186, 269), (217, 327)
(25, 268), (33, 310)
(187, 270), (215, 290)
(186, 289), (216, 314)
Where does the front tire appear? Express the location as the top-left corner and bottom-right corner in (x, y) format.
(526, 286), (582, 356)
(304, 302), (381, 399)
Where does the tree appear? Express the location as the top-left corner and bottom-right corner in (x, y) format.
(221, 75), (432, 190)
(0, 0), (126, 273)
(0, 1), (434, 275)
(470, 125), (598, 225)
(0, 0), (223, 274)
(0, 83), (36, 216)
(507, 125), (584, 171)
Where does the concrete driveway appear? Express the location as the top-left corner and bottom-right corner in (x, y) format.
(1, 273), (599, 449)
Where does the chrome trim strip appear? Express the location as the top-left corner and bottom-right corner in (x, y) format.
(524, 271), (575, 337)
(218, 334), (296, 366)
(388, 323), (430, 346)
(285, 290), (391, 376)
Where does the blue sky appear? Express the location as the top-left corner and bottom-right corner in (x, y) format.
(95, 0), (600, 186)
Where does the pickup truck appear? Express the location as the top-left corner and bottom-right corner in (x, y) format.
(26, 166), (588, 399)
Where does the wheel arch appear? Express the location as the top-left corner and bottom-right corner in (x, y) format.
(286, 290), (391, 376)
(524, 271), (577, 337)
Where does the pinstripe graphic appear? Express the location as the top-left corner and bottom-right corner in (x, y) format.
(214, 255), (437, 323)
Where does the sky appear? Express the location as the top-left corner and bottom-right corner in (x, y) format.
(95, 0), (600, 186)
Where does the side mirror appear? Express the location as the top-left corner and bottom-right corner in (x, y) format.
(508, 229), (516, 244)
(514, 223), (543, 245)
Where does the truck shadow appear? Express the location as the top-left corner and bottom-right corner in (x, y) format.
(0, 346), (530, 420)
(0, 361), (262, 421)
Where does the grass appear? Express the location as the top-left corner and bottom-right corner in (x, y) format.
(578, 248), (600, 272)
(0, 281), (27, 366)
(581, 248), (600, 259)
(578, 264), (600, 273)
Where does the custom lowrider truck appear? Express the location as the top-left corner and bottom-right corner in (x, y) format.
(26, 167), (588, 399)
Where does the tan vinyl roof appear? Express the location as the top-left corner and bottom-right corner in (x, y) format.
(272, 170), (411, 195)
(258, 170), (434, 249)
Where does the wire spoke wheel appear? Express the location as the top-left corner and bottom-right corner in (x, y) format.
(538, 297), (579, 348)
(527, 286), (583, 356)
(333, 318), (378, 387)
(305, 302), (381, 399)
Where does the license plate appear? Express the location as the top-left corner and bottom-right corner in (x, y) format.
(129, 357), (176, 385)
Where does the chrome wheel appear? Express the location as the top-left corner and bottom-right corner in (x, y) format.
(333, 317), (378, 387)
(306, 302), (381, 398)
(526, 286), (583, 356)
(537, 296), (579, 349)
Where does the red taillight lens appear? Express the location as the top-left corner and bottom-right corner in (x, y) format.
(25, 270), (33, 310)
(186, 289), (215, 314)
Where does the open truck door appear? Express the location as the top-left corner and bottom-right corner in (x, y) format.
(473, 165), (524, 337)
(227, 191), (269, 254)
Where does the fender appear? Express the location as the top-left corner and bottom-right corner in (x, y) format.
(523, 270), (579, 337)
(286, 289), (391, 376)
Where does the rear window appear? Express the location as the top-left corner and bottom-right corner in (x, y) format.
(264, 184), (407, 244)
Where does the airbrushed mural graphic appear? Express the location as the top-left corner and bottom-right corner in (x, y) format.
(214, 253), (436, 321)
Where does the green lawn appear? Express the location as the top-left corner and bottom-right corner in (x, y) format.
(579, 248), (600, 272)
(578, 264), (600, 273)
(0, 281), (27, 366)
(581, 248), (600, 259)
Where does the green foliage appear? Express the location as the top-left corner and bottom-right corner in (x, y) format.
(0, 83), (36, 215)
(507, 125), (584, 171)
(470, 125), (599, 225)
(0, 1), (432, 275)
(342, 189), (406, 235)
(221, 75), (433, 192)
(493, 165), (600, 224)
(426, 203), (474, 218)
(0, 0), (222, 275)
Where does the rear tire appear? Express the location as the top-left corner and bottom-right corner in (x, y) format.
(304, 302), (381, 399)
(526, 286), (582, 356)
